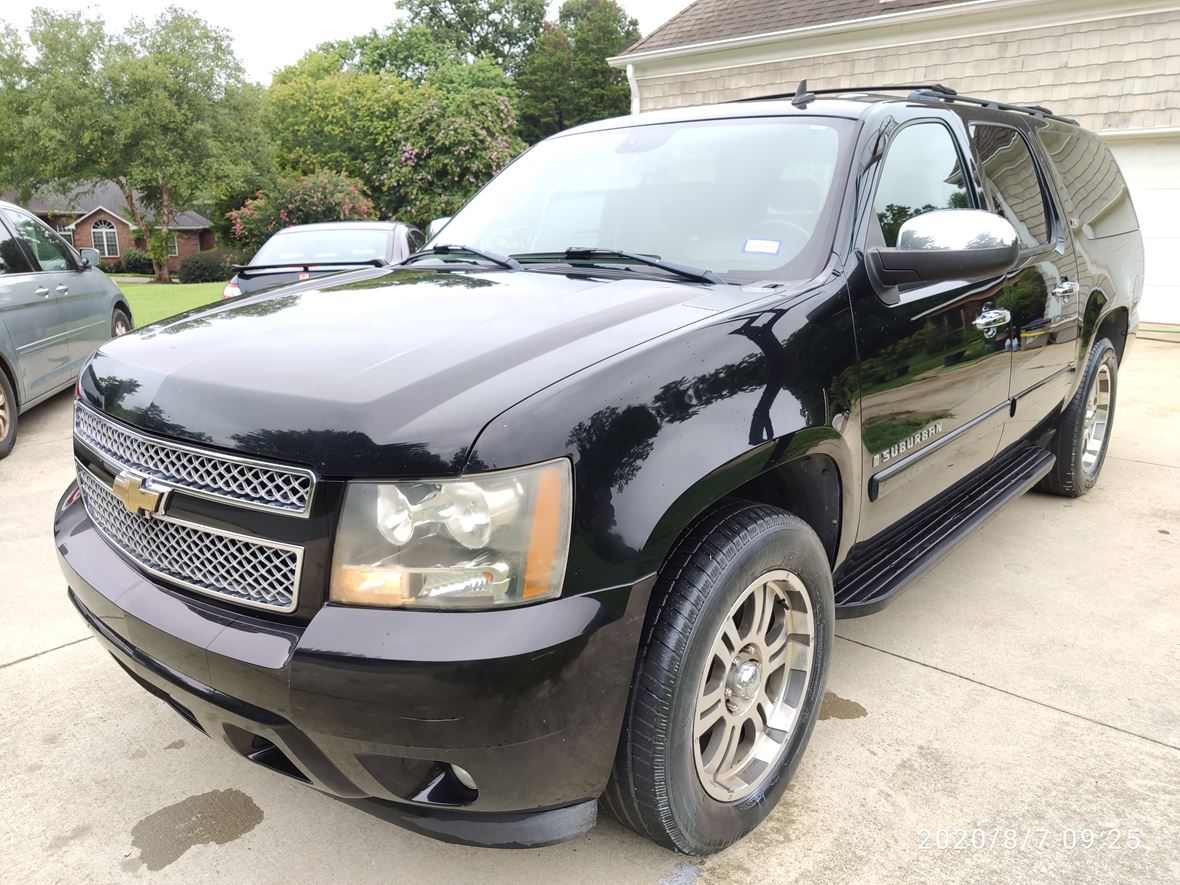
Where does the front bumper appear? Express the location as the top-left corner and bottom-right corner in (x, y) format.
(55, 484), (654, 847)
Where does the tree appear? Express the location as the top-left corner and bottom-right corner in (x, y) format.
(517, 0), (640, 143)
(317, 21), (461, 82)
(383, 85), (522, 224)
(226, 171), (375, 255)
(0, 8), (271, 282)
(394, 0), (546, 75)
(266, 50), (522, 225)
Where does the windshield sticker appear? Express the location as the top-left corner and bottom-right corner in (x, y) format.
(742, 238), (782, 255)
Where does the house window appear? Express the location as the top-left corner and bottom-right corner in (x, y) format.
(91, 219), (120, 257)
(56, 225), (74, 246)
(167, 233), (179, 257)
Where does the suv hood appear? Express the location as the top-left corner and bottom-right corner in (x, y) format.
(81, 267), (766, 476)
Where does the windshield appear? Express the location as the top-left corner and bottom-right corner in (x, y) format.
(434, 117), (853, 282)
(251, 228), (390, 265)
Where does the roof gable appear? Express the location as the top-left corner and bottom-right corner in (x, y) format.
(623, 0), (960, 55)
(0, 181), (212, 230)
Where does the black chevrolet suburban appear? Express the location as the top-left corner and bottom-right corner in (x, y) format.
(56, 85), (1142, 854)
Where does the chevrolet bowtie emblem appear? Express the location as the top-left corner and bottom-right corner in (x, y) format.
(112, 471), (167, 517)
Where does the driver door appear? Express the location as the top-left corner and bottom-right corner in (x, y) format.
(852, 117), (1014, 540)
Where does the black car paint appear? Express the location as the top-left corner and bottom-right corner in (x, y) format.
(57, 95), (1140, 845)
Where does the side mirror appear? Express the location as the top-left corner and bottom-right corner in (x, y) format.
(427, 216), (452, 240)
(79, 248), (101, 269)
(869, 209), (1020, 287)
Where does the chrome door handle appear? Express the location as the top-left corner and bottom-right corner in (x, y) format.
(55, 284), (69, 295)
(972, 308), (1011, 331)
(34, 285), (50, 297)
(1053, 281), (1079, 298)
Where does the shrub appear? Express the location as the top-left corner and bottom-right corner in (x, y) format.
(227, 171), (375, 255)
(121, 249), (153, 275)
(99, 258), (123, 274)
(178, 249), (234, 283)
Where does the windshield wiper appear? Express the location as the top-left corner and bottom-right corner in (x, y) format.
(513, 247), (725, 285)
(406, 244), (522, 271)
(233, 259), (386, 275)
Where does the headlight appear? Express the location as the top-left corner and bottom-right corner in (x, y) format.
(329, 458), (572, 610)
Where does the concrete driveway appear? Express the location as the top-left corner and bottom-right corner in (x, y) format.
(1, 341), (1177, 884)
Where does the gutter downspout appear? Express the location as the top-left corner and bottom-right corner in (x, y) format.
(626, 63), (641, 114)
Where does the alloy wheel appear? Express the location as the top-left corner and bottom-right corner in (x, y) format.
(1081, 363), (1112, 475)
(693, 569), (815, 802)
(0, 386), (8, 440)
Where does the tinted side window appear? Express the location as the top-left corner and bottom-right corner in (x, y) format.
(0, 224), (34, 274)
(874, 122), (970, 247)
(2, 208), (76, 271)
(970, 124), (1051, 248)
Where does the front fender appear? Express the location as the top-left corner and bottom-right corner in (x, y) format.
(466, 281), (861, 595)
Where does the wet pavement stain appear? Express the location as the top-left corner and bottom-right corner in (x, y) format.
(47, 824), (91, 853)
(658, 861), (700, 885)
(163, 739), (186, 750)
(122, 789), (263, 871)
(819, 691), (867, 720)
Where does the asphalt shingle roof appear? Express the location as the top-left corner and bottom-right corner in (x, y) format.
(2, 181), (211, 230)
(623, 0), (959, 55)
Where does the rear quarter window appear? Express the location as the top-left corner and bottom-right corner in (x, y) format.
(1037, 127), (1138, 240)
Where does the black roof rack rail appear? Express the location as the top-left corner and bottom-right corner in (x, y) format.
(736, 83), (957, 102)
(736, 83), (1079, 126)
(906, 87), (1079, 125)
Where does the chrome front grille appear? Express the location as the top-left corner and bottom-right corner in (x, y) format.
(76, 463), (302, 612)
(74, 403), (316, 516)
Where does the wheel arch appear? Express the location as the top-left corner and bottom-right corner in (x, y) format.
(1094, 306), (1129, 364)
(1081, 290), (1129, 364)
(0, 339), (21, 409)
(639, 428), (853, 581)
(114, 298), (133, 326)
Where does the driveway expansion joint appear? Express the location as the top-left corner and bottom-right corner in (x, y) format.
(0, 635), (92, 671)
(836, 634), (1180, 753)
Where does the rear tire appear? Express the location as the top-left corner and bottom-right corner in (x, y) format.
(0, 367), (18, 460)
(603, 501), (833, 855)
(1039, 338), (1118, 497)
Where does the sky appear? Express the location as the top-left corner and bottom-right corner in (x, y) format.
(2, 1), (690, 84)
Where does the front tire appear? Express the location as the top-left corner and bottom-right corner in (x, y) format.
(1039, 337), (1118, 497)
(112, 307), (132, 338)
(0, 367), (18, 460)
(604, 502), (833, 854)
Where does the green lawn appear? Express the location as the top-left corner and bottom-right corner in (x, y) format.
(117, 282), (223, 326)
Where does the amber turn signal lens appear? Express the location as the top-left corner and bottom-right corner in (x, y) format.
(331, 565), (405, 607)
(522, 463), (565, 599)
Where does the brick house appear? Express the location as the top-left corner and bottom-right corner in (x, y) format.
(610, 0), (1180, 325)
(3, 181), (217, 273)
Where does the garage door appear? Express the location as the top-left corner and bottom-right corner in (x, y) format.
(1107, 135), (1180, 325)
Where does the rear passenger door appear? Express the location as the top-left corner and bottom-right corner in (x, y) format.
(968, 122), (1081, 444)
(852, 117), (1014, 541)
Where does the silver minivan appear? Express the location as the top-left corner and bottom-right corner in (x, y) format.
(0, 200), (131, 458)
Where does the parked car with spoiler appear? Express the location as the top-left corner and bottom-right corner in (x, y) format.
(221, 220), (425, 299)
(57, 83), (1141, 854)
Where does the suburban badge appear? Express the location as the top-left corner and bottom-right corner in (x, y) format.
(872, 421), (944, 468)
